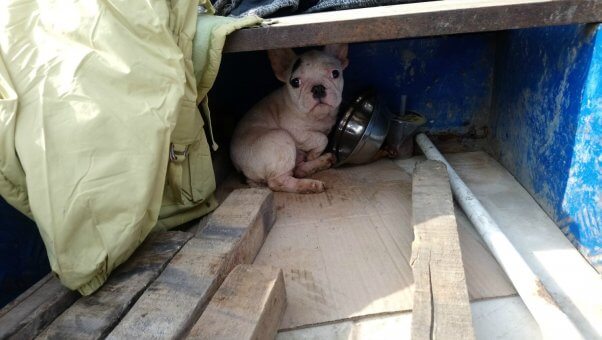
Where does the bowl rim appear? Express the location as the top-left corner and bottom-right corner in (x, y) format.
(333, 91), (390, 166)
(333, 91), (373, 160)
(337, 99), (388, 166)
(333, 103), (358, 159)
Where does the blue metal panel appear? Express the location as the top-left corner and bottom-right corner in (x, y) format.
(490, 24), (602, 271)
(0, 197), (49, 307)
(345, 35), (495, 134)
(212, 34), (495, 135)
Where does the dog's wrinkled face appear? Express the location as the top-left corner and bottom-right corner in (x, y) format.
(269, 45), (348, 119)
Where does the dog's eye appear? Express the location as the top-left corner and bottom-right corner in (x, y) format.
(332, 70), (340, 79)
(290, 78), (300, 88)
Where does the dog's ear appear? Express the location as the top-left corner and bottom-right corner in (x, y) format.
(268, 48), (297, 82)
(324, 44), (349, 70)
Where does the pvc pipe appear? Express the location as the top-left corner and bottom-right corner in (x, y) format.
(415, 133), (582, 340)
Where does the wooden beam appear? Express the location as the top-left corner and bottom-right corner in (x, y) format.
(410, 160), (474, 340)
(0, 274), (79, 339)
(107, 188), (275, 339)
(187, 264), (286, 339)
(224, 0), (602, 52)
(37, 231), (193, 340)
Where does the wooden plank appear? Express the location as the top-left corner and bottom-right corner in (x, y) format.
(187, 264), (286, 339)
(0, 274), (79, 339)
(253, 160), (513, 330)
(37, 231), (192, 340)
(0, 274), (53, 320)
(410, 160), (474, 340)
(224, 0), (602, 52)
(108, 188), (275, 339)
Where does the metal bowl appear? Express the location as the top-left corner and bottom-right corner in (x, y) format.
(331, 91), (391, 166)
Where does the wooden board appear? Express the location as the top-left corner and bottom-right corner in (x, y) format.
(0, 274), (79, 339)
(277, 296), (541, 340)
(253, 160), (515, 330)
(224, 0), (602, 52)
(410, 160), (474, 339)
(187, 264), (286, 339)
(396, 152), (602, 340)
(108, 188), (275, 339)
(38, 231), (193, 340)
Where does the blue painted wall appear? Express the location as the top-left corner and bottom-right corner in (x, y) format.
(343, 35), (495, 134)
(211, 33), (495, 138)
(490, 24), (602, 271)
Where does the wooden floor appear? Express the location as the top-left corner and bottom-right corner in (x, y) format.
(278, 296), (541, 340)
(252, 151), (602, 339)
(253, 156), (517, 332)
(3, 151), (600, 339)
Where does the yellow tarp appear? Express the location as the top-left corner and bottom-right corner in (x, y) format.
(0, 0), (259, 294)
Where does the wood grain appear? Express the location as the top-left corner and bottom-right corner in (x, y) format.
(107, 188), (275, 340)
(410, 160), (474, 340)
(0, 274), (79, 339)
(187, 264), (286, 339)
(224, 0), (602, 52)
(37, 231), (193, 340)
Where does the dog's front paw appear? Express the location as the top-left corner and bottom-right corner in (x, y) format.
(294, 152), (337, 178)
(323, 153), (337, 167)
(306, 151), (320, 162)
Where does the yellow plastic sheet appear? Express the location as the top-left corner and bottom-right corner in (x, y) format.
(0, 0), (227, 294)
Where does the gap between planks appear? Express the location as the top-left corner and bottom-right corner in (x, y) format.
(107, 188), (276, 339)
(187, 264), (287, 340)
(38, 231), (193, 340)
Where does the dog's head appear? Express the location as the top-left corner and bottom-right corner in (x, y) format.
(268, 44), (348, 119)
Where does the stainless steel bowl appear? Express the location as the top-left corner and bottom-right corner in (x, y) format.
(332, 92), (391, 166)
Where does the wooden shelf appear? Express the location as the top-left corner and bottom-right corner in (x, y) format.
(224, 0), (602, 53)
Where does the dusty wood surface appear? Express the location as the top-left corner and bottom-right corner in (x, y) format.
(443, 152), (602, 339)
(410, 160), (474, 339)
(108, 188), (275, 340)
(187, 264), (286, 339)
(0, 274), (79, 339)
(37, 231), (193, 340)
(253, 160), (514, 330)
(224, 0), (602, 52)
(277, 296), (541, 340)
(397, 152), (602, 339)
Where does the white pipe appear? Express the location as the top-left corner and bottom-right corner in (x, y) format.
(415, 133), (582, 340)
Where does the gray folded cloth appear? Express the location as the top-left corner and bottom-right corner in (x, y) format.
(214, 0), (429, 18)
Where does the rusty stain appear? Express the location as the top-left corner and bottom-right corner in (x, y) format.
(535, 279), (559, 307)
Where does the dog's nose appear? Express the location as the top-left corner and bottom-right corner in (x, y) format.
(311, 85), (326, 99)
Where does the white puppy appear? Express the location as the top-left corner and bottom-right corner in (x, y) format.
(231, 44), (348, 193)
